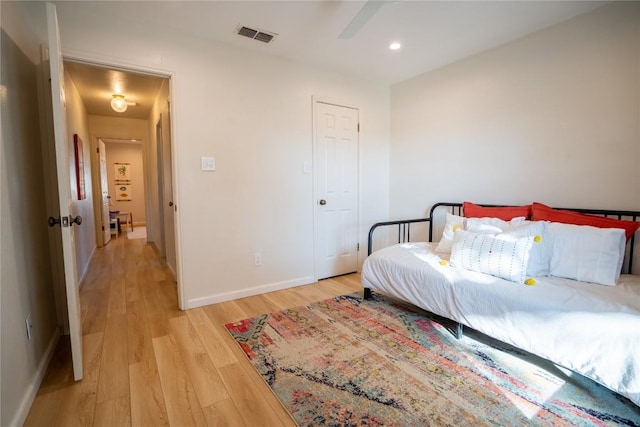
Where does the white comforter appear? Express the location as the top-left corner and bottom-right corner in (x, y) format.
(362, 242), (640, 407)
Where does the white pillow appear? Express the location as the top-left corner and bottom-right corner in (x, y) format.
(466, 216), (527, 235)
(450, 230), (534, 284)
(547, 222), (625, 286)
(498, 221), (549, 277)
(435, 213), (465, 253)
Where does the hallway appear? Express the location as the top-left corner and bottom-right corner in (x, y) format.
(24, 236), (361, 425)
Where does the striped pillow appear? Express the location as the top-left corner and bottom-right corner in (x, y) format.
(451, 230), (534, 284)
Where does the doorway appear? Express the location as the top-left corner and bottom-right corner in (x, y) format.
(61, 59), (180, 298)
(62, 60), (170, 245)
(62, 61), (176, 267)
(97, 138), (146, 243)
(313, 100), (360, 279)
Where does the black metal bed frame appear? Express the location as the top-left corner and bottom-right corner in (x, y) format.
(364, 202), (640, 337)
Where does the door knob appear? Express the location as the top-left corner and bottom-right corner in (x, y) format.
(319, 199), (326, 205)
(48, 216), (61, 227)
(70, 215), (83, 226)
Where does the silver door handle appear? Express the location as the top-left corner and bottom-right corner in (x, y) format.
(319, 199), (326, 205)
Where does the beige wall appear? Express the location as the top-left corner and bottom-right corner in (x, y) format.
(390, 2), (640, 221)
(64, 68), (96, 280)
(1, 4), (59, 425)
(104, 141), (146, 226)
(88, 116), (150, 148)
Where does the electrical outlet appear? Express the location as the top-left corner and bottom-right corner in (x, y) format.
(254, 253), (262, 266)
(25, 315), (33, 341)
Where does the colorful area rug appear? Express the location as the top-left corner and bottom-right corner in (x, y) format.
(225, 293), (640, 426)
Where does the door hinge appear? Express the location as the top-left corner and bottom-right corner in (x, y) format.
(357, 123), (360, 132)
(101, 225), (104, 231)
(96, 147), (99, 153)
(357, 243), (360, 251)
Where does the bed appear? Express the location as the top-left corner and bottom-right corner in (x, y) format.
(362, 202), (640, 407)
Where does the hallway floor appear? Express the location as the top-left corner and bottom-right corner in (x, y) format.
(24, 236), (361, 426)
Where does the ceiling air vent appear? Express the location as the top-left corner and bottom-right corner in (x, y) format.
(236, 25), (277, 44)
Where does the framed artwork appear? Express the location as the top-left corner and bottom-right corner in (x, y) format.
(115, 184), (132, 201)
(73, 134), (86, 200)
(114, 162), (131, 180)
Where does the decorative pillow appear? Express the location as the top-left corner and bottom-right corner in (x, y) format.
(546, 222), (625, 286)
(498, 221), (549, 277)
(450, 230), (534, 284)
(463, 202), (532, 221)
(531, 202), (640, 241)
(435, 213), (465, 253)
(466, 216), (526, 235)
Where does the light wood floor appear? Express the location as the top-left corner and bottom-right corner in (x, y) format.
(25, 234), (363, 426)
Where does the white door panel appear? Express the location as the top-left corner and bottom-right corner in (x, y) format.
(162, 109), (177, 277)
(99, 140), (111, 245)
(46, 3), (83, 380)
(314, 102), (359, 279)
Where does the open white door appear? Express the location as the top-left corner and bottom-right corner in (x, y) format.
(99, 140), (111, 245)
(46, 3), (83, 380)
(156, 113), (177, 274)
(162, 110), (177, 276)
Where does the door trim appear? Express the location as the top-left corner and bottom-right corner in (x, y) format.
(62, 55), (184, 309)
(312, 96), (360, 280)
(156, 118), (166, 256)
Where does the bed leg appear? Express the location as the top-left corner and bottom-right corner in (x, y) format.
(455, 323), (463, 339)
(363, 288), (372, 300)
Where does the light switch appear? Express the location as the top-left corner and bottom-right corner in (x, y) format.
(201, 156), (215, 171)
(303, 161), (311, 174)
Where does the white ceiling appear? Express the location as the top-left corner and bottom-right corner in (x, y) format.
(59, 0), (609, 119)
(65, 61), (165, 119)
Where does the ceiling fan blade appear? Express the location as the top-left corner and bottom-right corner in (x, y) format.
(338, 1), (386, 39)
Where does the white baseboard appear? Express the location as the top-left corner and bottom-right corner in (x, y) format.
(152, 241), (162, 255)
(10, 329), (60, 427)
(166, 263), (177, 282)
(186, 275), (317, 309)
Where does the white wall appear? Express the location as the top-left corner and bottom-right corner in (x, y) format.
(53, 3), (390, 307)
(390, 2), (640, 222)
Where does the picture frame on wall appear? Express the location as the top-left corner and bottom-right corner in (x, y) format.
(73, 134), (86, 200)
(114, 162), (131, 180)
(115, 183), (132, 201)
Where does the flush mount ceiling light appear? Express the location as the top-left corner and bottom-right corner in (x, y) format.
(111, 94), (127, 113)
(389, 42), (402, 50)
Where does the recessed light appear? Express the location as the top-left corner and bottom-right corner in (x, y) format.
(389, 42), (401, 50)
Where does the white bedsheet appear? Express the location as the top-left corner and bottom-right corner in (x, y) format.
(362, 242), (640, 407)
